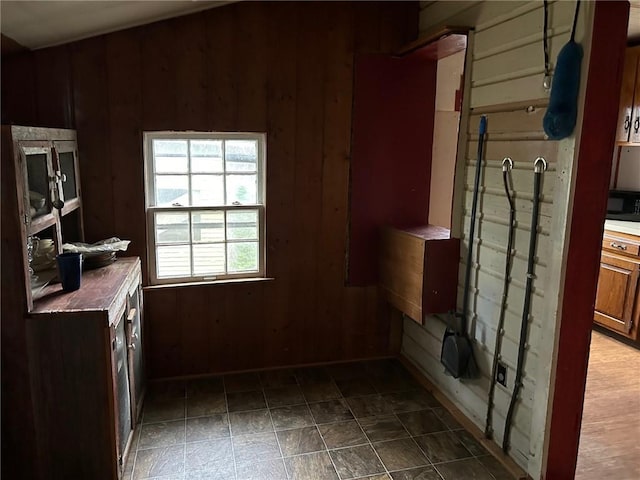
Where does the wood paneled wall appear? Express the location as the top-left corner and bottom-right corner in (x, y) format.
(1, 2), (418, 379)
(404, 1), (597, 477)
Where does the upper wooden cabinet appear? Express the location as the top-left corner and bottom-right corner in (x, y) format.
(616, 46), (640, 143)
(1, 125), (84, 310)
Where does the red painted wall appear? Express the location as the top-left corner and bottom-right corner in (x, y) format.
(348, 53), (437, 285)
(545, 2), (629, 478)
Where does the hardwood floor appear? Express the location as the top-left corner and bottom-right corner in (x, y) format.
(576, 330), (640, 480)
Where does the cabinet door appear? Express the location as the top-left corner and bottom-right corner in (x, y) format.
(17, 142), (57, 231)
(594, 253), (640, 335)
(617, 48), (638, 143)
(632, 47), (640, 143)
(126, 282), (145, 423)
(53, 140), (82, 209)
(114, 314), (133, 473)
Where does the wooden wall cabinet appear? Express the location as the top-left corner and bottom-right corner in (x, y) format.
(1, 125), (84, 310)
(594, 230), (640, 340)
(379, 225), (459, 323)
(616, 46), (640, 143)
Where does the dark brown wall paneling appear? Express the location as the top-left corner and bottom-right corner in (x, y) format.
(106, 29), (146, 265)
(71, 37), (115, 242)
(290, 2), (326, 363)
(1, 47), (73, 128)
(34, 47), (75, 128)
(263, 3), (298, 367)
(205, 5), (237, 130)
(1, 2), (417, 378)
(174, 14), (208, 130)
(318, 4), (354, 361)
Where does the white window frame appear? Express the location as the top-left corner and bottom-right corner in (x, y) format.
(143, 131), (266, 285)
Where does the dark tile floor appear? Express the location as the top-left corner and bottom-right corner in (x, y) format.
(124, 359), (513, 480)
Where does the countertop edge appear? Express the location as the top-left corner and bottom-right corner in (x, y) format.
(604, 220), (640, 237)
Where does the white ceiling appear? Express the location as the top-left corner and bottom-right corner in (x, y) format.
(2, 1), (640, 51)
(1, 1), (230, 50)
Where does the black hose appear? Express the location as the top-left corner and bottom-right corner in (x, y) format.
(503, 157), (547, 452)
(461, 115), (487, 334)
(485, 157), (515, 439)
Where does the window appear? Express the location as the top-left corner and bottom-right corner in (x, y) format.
(144, 132), (265, 284)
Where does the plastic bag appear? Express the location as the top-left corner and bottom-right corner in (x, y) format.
(63, 237), (131, 254)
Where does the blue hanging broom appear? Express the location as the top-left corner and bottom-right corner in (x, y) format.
(543, 0), (583, 140)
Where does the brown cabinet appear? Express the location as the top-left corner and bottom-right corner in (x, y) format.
(27, 258), (144, 479)
(1, 125), (144, 479)
(594, 230), (640, 340)
(616, 46), (640, 143)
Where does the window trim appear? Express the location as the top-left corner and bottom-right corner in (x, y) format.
(143, 131), (266, 286)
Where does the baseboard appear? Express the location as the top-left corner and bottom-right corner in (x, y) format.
(399, 354), (531, 480)
(148, 355), (398, 382)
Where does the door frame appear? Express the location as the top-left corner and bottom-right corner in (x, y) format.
(544, 2), (630, 479)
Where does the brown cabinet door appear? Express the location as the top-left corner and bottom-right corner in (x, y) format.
(617, 48), (639, 143)
(594, 252), (640, 335)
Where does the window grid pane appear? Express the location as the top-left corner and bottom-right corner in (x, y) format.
(191, 140), (223, 173)
(157, 245), (191, 278)
(153, 140), (188, 174)
(193, 243), (226, 275)
(191, 174), (224, 206)
(191, 210), (225, 243)
(226, 210), (259, 240)
(227, 241), (259, 273)
(154, 175), (189, 206)
(155, 211), (189, 244)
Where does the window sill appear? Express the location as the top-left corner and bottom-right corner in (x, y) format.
(143, 276), (274, 291)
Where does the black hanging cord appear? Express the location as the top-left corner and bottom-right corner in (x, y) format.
(485, 158), (516, 439)
(543, 0), (550, 81)
(570, 0), (581, 42)
(503, 157), (547, 453)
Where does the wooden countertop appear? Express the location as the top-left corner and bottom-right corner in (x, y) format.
(604, 220), (640, 237)
(30, 257), (140, 320)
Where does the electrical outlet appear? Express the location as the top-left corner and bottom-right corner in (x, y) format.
(497, 362), (507, 387)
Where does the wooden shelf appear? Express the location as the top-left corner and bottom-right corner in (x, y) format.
(395, 26), (470, 59)
(28, 213), (56, 236)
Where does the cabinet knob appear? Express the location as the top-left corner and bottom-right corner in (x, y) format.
(610, 242), (627, 251)
(625, 115), (631, 132)
(635, 117), (640, 133)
